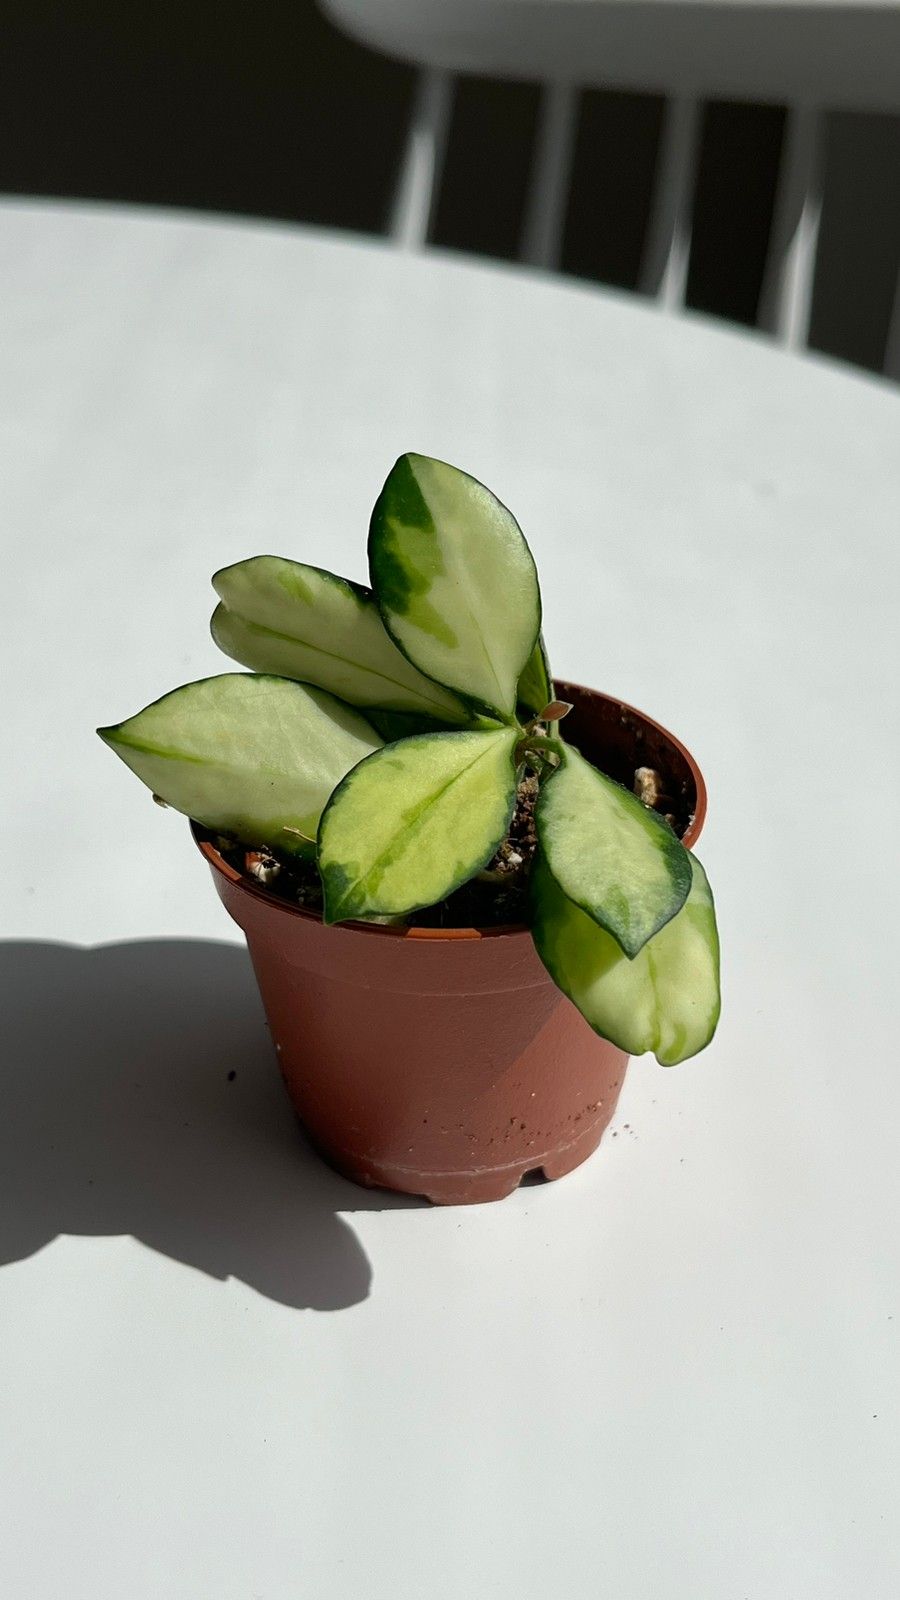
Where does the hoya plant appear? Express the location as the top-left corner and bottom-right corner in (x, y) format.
(99, 453), (720, 1065)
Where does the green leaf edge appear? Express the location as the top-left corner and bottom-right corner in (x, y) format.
(535, 750), (693, 959)
(317, 727), (519, 925)
(213, 555), (371, 610)
(517, 633), (553, 717)
(97, 671), (383, 860)
(367, 454), (542, 727)
(211, 556), (471, 726)
(530, 849), (721, 1066)
(95, 669), (324, 753)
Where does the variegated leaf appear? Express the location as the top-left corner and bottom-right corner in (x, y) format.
(363, 707), (449, 742)
(368, 454), (541, 721)
(536, 744), (692, 958)
(517, 634), (553, 716)
(98, 674), (382, 856)
(318, 727), (519, 923)
(531, 851), (720, 1065)
(211, 555), (467, 724)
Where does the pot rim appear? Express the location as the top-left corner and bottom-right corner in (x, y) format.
(192, 681), (707, 944)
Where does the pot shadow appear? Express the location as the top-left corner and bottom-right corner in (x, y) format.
(0, 939), (419, 1312)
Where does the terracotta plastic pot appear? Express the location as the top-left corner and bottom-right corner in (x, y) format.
(196, 683), (706, 1205)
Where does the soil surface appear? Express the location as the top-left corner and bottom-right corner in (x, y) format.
(209, 735), (694, 930)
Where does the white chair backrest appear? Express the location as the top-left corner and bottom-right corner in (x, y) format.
(322, 0), (900, 379)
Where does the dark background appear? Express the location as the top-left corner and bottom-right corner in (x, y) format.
(2, 0), (899, 373)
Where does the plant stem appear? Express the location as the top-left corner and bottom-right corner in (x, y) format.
(523, 734), (565, 756)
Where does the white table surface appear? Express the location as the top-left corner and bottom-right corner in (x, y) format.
(2, 199), (899, 1600)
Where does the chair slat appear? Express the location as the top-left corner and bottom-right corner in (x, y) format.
(758, 105), (823, 349)
(390, 69), (454, 250)
(884, 268), (900, 380)
(520, 83), (579, 270)
(639, 94), (701, 311)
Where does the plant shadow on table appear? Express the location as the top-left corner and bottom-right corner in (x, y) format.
(0, 940), (420, 1312)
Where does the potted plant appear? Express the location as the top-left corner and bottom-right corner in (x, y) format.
(99, 454), (720, 1204)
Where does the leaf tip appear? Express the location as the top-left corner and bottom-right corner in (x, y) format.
(210, 558), (242, 599)
(319, 860), (359, 926)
